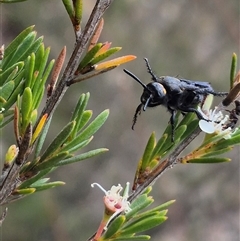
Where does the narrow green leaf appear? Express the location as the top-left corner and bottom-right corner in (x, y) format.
(73, 109), (109, 144)
(78, 43), (102, 70)
(71, 93), (90, 137)
(74, 0), (83, 24)
(103, 215), (126, 239)
(56, 148), (108, 166)
(71, 93), (86, 121)
(34, 43), (45, 72)
(230, 53), (237, 88)
(0, 0), (28, 2)
(39, 121), (76, 162)
(62, 0), (74, 19)
(135, 210), (168, 221)
(202, 147), (233, 157)
(91, 47), (122, 65)
(24, 53), (35, 88)
(1, 65), (18, 85)
(32, 60), (55, 110)
(150, 133), (168, 159)
(21, 87), (33, 132)
(215, 135), (240, 150)
(177, 112), (196, 127)
(15, 188), (36, 195)
(0, 115), (14, 128)
(32, 181), (65, 192)
(150, 200), (175, 212)
(124, 211), (166, 231)
(121, 216), (167, 235)
(186, 157), (230, 163)
(141, 132), (156, 170)
(180, 119), (199, 141)
(29, 178), (50, 185)
(125, 195), (153, 220)
(0, 81), (14, 101)
(19, 167), (56, 189)
(34, 116), (52, 158)
(32, 47), (51, 95)
(12, 68), (25, 88)
(115, 235), (150, 240)
(60, 137), (93, 153)
(0, 62), (24, 85)
(4, 32), (36, 69)
(32, 85), (45, 111)
(174, 125), (187, 142)
(4, 26), (34, 57)
(20, 36), (43, 62)
(76, 110), (92, 133)
(36, 152), (71, 170)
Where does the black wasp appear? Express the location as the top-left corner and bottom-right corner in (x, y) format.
(123, 58), (228, 141)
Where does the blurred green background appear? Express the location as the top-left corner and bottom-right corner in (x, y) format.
(0, 0), (239, 240)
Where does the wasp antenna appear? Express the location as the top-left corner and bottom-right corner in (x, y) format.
(132, 104), (142, 130)
(123, 69), (150, 92)
(143, 58), (158, 82)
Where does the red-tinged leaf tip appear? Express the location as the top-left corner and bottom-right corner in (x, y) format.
(94, 55), (137, 70)
(31, 113), (48, 144)
(94, 42), (112, 57)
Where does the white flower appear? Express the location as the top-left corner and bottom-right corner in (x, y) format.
(91, 182), (131, 214)
(198, 106), (233, 139)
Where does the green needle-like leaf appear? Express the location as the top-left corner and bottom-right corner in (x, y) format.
(179, 119), (199, 140)
(0, 81), (14, 101)
(114, 235), (150, 240)
(121, 216), (167, 235)
(34, 116), (52, 158)
(14, 188), (36, 195)
(4, 25), (34, 57)
(19, 167), (56, 189)
(56, 148), (108, 166)
(150, 133), (168, 159)
(39, 121), (76, 162)
(230, 53), (237, 88)
(78, 43), (102, 70)
(31, 181), (65, 192)
(0, 62), (24, 85)
(62, 0), (74, 20)
(36, 151), (71, 170)
(125, 195), (153, 219)
(21, 87), (33, 132)
(141, 132), (156, 170)
(24, 53), (35, 88)
(71, 93), (90, 137)
(71, 109), (109, 144)
(3, 31), (36, 69)
(74, 0), (83, 24)
(103, 215), (126, 239)
(91, 47), (122, 65)
(186, 157), (230, 164)
(60, 137), (93, 153)
(34, 43), (45, 72)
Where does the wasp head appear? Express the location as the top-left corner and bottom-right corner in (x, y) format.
(123, 68), (167, 129)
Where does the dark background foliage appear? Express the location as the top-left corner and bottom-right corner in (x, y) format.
(0, 0), (239, 240)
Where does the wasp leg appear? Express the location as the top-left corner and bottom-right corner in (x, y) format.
(132, 103), (143, 130)
(178, 106), (207, 121)
(169, 109), (177, 142)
